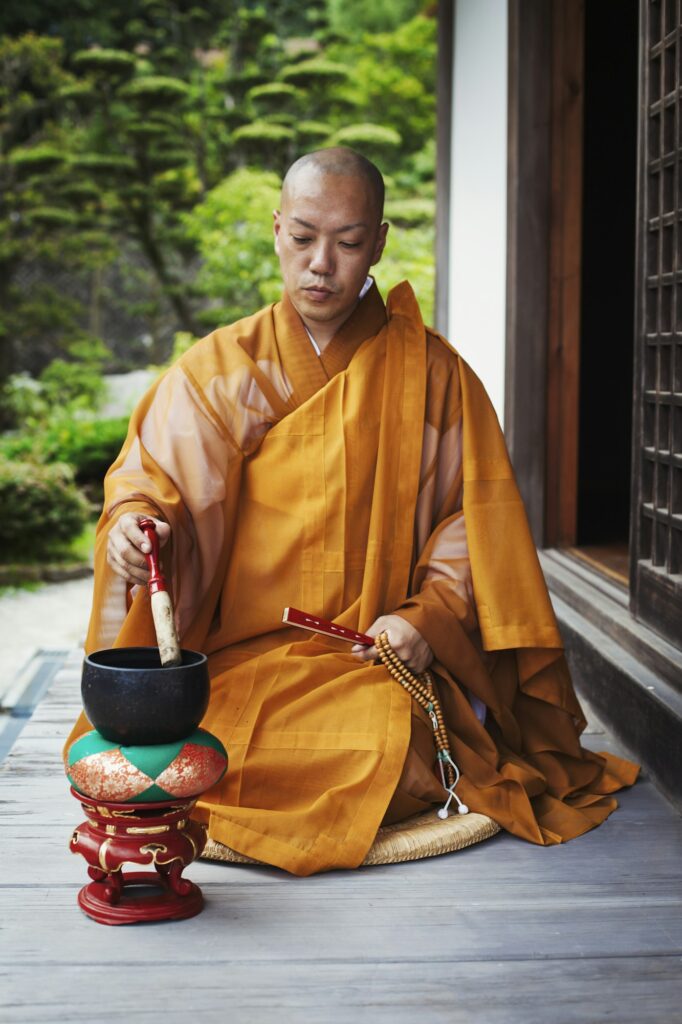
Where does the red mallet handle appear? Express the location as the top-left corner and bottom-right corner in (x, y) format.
(282, 607), (373, 646)
(139, 518), (182, 667)
(139, 517), (167, 595)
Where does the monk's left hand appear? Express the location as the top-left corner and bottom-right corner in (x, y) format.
(352, 614), (433, 673)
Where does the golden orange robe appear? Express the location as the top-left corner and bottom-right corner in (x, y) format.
(66, 281), (638, 876)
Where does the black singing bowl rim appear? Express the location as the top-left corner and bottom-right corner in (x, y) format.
(85, 647), (208, 671)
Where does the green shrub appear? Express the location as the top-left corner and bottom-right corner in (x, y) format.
(40, 416), (128, 483)
(296, 120), (333, 143)
(39, 360), (106, 413)
(71, 153), (136, 176)
(384, 197), (434, 227)
(125, 120), (167, 139)
(118, 76), (190, 104)
(57, 82), (96, 107)
(1, 374), (45, 428)
(231, 121), (295, 144)
(247, 82), (301, 105)
(146, 149), (187, 172)
(8, 146), (66, 177)
(374, 218), (435, 325)
(72, 49), (136, 77)
(0, 460), (88, 560)
(27, 207), (79, 229)
(327, 0), (424, 35)
(56, 181), (101, 202)
(280, 59), (349, 88)
(183, 168), (282, 323)
(0, 432), (35, 462)
(2, 339), (112, 431)
(328, 122), (402, 151)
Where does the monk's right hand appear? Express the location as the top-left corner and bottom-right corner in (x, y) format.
(107, 512), (171, 586)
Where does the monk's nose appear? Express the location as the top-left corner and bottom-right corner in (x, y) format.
(309, 241), (334, 275)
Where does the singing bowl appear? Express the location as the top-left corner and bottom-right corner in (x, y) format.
(81, 647), (210, 745)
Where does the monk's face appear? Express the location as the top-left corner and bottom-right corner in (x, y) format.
(273, 168), (388, 339)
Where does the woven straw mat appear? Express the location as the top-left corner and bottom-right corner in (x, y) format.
(201, 808), (500, 867)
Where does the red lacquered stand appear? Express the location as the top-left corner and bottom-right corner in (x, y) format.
(69, 788), (208, 925)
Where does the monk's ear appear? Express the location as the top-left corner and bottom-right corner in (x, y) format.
(371, 222), (389, 266)
(273, 209), (282, 254)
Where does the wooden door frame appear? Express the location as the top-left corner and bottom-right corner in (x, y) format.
(505, 0), (552, 545)
(544, 0), (585, 548)
(505, 0), (585, 548)
(437, 0), (585, 549)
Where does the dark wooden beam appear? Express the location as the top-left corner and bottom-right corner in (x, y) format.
(545, 0), (585, 547)
(505, 0), (552, 545)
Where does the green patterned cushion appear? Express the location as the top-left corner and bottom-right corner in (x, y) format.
(65, 728), (227, 803)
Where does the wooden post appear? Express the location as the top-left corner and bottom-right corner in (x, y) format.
(505, 0), (552, 545)
(545, 0), (585, 547)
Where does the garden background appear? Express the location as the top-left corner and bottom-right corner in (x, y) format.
(0, 0), (436, 578)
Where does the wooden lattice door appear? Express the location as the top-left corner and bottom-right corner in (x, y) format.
(632, 0), (682, 645)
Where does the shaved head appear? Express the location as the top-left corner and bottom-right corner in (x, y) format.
(282, 147), (385, 223)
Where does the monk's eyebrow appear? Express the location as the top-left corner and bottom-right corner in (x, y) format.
(291, 217), (368, 232)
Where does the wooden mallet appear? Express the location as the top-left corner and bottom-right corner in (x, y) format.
(139, 517), (182, 667)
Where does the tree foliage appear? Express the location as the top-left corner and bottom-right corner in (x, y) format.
(0, 0), (436, 396)
(184, 168), (283, 327)
(0, 0), (437, 556)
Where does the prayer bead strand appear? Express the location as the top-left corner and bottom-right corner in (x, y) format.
(373, 635), (451, 761)
(375, 632), (469, 817)
(374, 634), (452, 783)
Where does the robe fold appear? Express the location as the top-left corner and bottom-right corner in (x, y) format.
(66, 280), (638, 876)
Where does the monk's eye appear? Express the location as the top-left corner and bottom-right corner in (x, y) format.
(292, 235), (311, 245)
(340, 241), (361, 249)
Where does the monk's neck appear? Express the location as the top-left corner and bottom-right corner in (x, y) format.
(300, 303), (360, 353)
(292, 275), (375, 353)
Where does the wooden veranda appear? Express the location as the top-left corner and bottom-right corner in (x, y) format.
(1, 650), (681, 1023)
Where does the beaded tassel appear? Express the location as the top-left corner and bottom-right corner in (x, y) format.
(375, 632), (469, 818)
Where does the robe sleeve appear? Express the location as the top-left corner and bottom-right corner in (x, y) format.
(87, 359), (243, 653)
(394, 512), (477, 661)
(391, 352), (489, 722)
(393, 388), (478, 664)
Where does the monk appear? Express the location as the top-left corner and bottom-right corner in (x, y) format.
(66, 148), (638, 876)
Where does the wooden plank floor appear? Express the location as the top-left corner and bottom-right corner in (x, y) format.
(1, 652), (681, 1024)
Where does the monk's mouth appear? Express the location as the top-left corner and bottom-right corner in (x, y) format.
(304, 287), (335, 300)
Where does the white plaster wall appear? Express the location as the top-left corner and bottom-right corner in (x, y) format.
(448, 0), (508, 423)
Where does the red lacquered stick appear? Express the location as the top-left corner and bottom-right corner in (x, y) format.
(282, 607), (373, 646)
(138, 518), (181, 666)
(139, 517), (167, 595)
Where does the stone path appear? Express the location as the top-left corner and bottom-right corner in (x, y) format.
(0, 576), (93, 708)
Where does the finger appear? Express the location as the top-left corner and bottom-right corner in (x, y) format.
(393, 635), (422, 666)
(352, 643), (375, 661)
(388, 636), (412, 662)
(107, 547), (149, 586)
(154, 519), (171, 547)
(407, 651), (432, 674)
(109, 544), (149, 583)
(121, 516), (155, 554)
(109, 531), (149, 572)
(351, 642), (374, 653)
